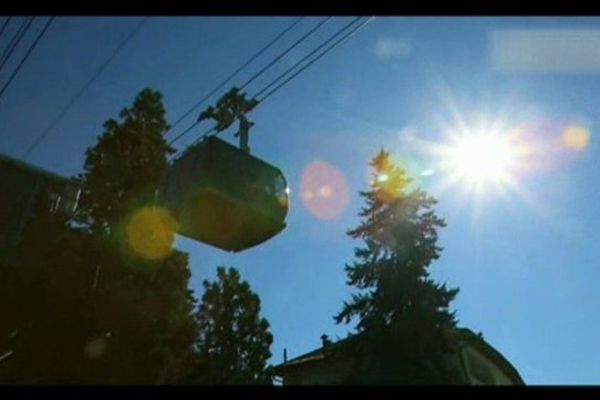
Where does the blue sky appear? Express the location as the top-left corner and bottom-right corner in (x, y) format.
(2, 16), (600, 384)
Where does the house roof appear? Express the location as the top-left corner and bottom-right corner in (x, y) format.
(273, 333), (360, 372)
(451, 328), (524, 384)
(272, 327), (524, 384)
(0, 152), (75, 186)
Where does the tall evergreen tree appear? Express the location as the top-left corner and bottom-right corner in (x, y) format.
(335, 149), (460, 384)
(78, 88), (173, 235)
(0, 89), (197, 384)
(76, 88), (197, 384)
(190, 267), (273, 385)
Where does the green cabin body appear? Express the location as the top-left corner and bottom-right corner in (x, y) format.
(158, 136), (288, 252)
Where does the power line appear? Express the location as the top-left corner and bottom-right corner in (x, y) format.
(253, 17), (362, 100)
(22, 17), (148, 159)
(168, 17), (331, 147)
(0, 17), (53, 103)
(166, 17), (304, 137)
(0, 17), (32, 68)
(168, 120), (201, 147)
(0, 17), (34, 75)
(188, 18), (374, 148)
(187, 18), (362, 146)
(0, 17), (12, 41)
(259, 17), (375, 103)
(238, 17), (331, 91)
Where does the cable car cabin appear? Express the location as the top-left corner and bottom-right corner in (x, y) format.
(158, 136), (288, 252)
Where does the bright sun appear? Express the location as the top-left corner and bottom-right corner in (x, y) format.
(444, 133), (515, 187)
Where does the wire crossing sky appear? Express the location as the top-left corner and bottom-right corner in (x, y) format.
(165, 16), (305, 141)
(22, 17), (147, 159)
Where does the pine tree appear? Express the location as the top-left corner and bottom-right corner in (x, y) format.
(74, 88), (197, 384)
(0, 89), (197, 384)
(190, 267), (273, 385)
(78, 88), (173, 236)
(335, 149), (460, 384)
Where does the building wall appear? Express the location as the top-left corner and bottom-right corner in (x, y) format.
(460, 346), (514, 385)
(281, 357), (353, 385)
(0, 155), (80, 258)
(279, 343), (520, 385)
